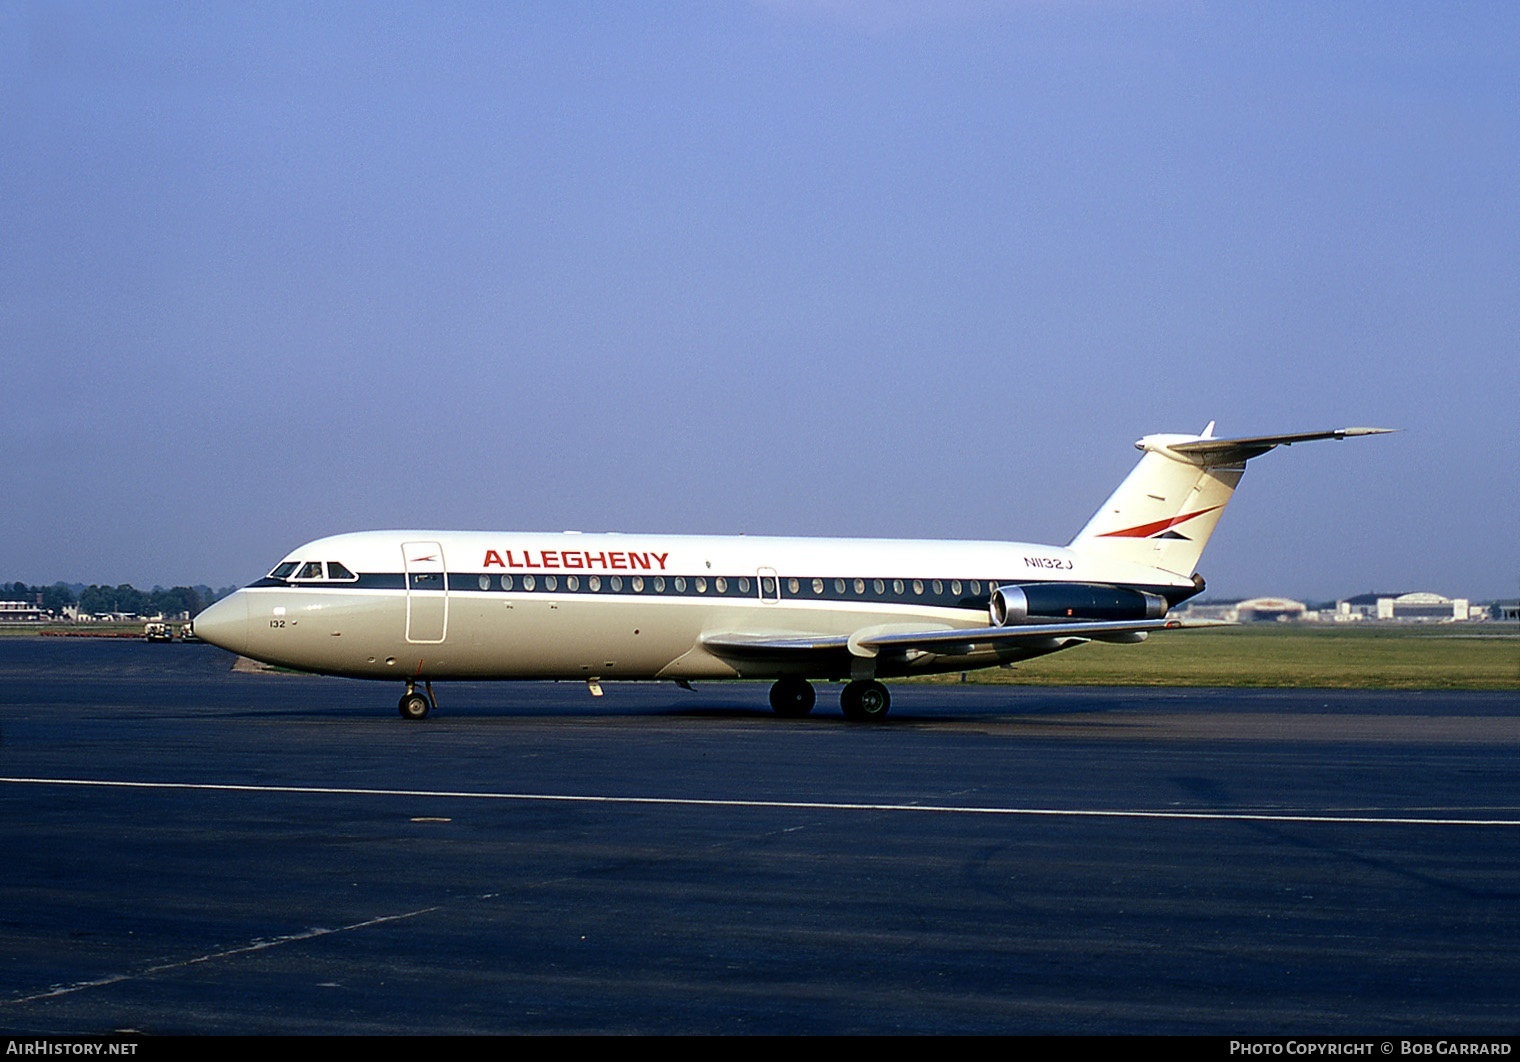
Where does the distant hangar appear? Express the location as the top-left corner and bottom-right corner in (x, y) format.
(1179, 591), (1490, 623)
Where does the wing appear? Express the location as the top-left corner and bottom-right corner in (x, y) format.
(702, 617), (1215, 666)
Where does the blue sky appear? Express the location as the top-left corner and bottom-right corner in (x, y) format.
(3, 1), (1516, 600)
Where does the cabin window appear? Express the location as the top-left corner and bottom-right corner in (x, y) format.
(523, 575), (536, 591)
(567, 575), (580, 591)
(653, 576), (665, 593)
(912, 580), (923, 595)
(812, 578), (824, 595)
(478, 575), (490, 591)
(892, 579), (904, 594)
(696, 577), (708, 593)
(589, 575), (601, 591)
(872, 579), (885, 595)
(739, 578), (751, 593)
(951, 580), (962, 595)
(674, 577), (687, 592)
(970, 580), (982, 595)
(544, 575), (557, 591)
(631, 576), (644, 592)
(834, 578), (846, 594)
(716, 577), (728, 593)
(610, 576), (624, 592)
(270, 562), (299, 579)
(501, 575), (514, 591)
(932, 580), (943, 595)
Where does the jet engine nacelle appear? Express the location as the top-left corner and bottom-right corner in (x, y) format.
(990, 583), (1169, 626)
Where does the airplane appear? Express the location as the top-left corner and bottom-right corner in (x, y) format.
(190, 424), (1392, 721)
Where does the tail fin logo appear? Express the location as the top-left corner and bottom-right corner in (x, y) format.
(1096, 505), (1224, 541)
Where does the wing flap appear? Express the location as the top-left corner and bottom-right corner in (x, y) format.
(701, 632), (852, 656)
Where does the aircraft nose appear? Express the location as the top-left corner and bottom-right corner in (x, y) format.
(192, 592), (249, 654)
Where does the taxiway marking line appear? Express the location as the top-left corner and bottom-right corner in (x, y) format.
(8, 907), (440, 1004)
(4, 775), (1519, 827)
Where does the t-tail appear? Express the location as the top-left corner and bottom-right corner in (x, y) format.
(1068, 423), (1395, 580)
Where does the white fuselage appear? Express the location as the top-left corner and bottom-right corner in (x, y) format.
(189, 425), (1391, 714)
(192, 529), (1192, 683)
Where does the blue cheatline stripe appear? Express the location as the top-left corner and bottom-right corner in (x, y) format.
(244, 573), (1195, 612)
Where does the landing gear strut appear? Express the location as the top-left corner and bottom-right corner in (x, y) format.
(398, 680), (435, 720)
(840, 680), (890, 722)
(769, 677), (816, 718)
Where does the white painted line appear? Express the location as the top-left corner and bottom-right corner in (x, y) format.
(10, 906), (440, 1004)
(4, 775), (1519, 827)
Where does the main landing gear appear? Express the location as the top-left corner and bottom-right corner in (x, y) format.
(769, 677), (816, 717)
(768, 678), (891, 722)
(398, 680), (436, 720)
(839, 680), (890, 722)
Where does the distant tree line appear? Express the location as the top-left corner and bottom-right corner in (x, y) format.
(1, 581), (237, 617)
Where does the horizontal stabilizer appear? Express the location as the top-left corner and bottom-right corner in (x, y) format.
(1167, 427), (1396, 465)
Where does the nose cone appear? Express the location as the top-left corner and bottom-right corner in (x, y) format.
(193, 592), (249, 654)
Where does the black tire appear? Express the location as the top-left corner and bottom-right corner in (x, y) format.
(398, 691), (431, 720)
(840, 680), (890, 722)
(769, 678), (816, 718)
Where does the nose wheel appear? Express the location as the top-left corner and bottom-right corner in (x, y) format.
(398, 681), (436, 720)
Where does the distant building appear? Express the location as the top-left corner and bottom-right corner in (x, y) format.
(1173, 599), (1242, 622)
(1177, 591), (1496, 624)
(0, 600), (48, 622)
(1173, 597), (1314, 622)
(1337, 591), (1471, 622)
(1235, 597), (1309, 623)
(1337, 592), (1396, 621)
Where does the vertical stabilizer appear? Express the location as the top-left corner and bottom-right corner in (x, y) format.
(1068, 425), (1394, 579)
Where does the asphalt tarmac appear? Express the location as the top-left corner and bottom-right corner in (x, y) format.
(1, 637), (1517, 1035)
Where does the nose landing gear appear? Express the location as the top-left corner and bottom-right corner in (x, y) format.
(398, 680), (436, 720)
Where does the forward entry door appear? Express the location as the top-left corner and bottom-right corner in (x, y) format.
(403, 541), (448, 643)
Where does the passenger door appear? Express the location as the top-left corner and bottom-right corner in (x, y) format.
(403, 541), (448, 643)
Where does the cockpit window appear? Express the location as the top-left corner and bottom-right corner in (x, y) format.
(272, 559), (357, 582)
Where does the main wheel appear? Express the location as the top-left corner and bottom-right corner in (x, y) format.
(769, 678), (816, 718)
(398, 691), (432, 720)
(840, 680), (890, 722)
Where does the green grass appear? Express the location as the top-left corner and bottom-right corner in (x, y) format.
(0, 623), (145, 638)
(7, 620), (1516, 691)
(918, 624), (1520, 691)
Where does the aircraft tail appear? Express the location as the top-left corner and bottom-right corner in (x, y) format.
(1068, 424), (1394, 580)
